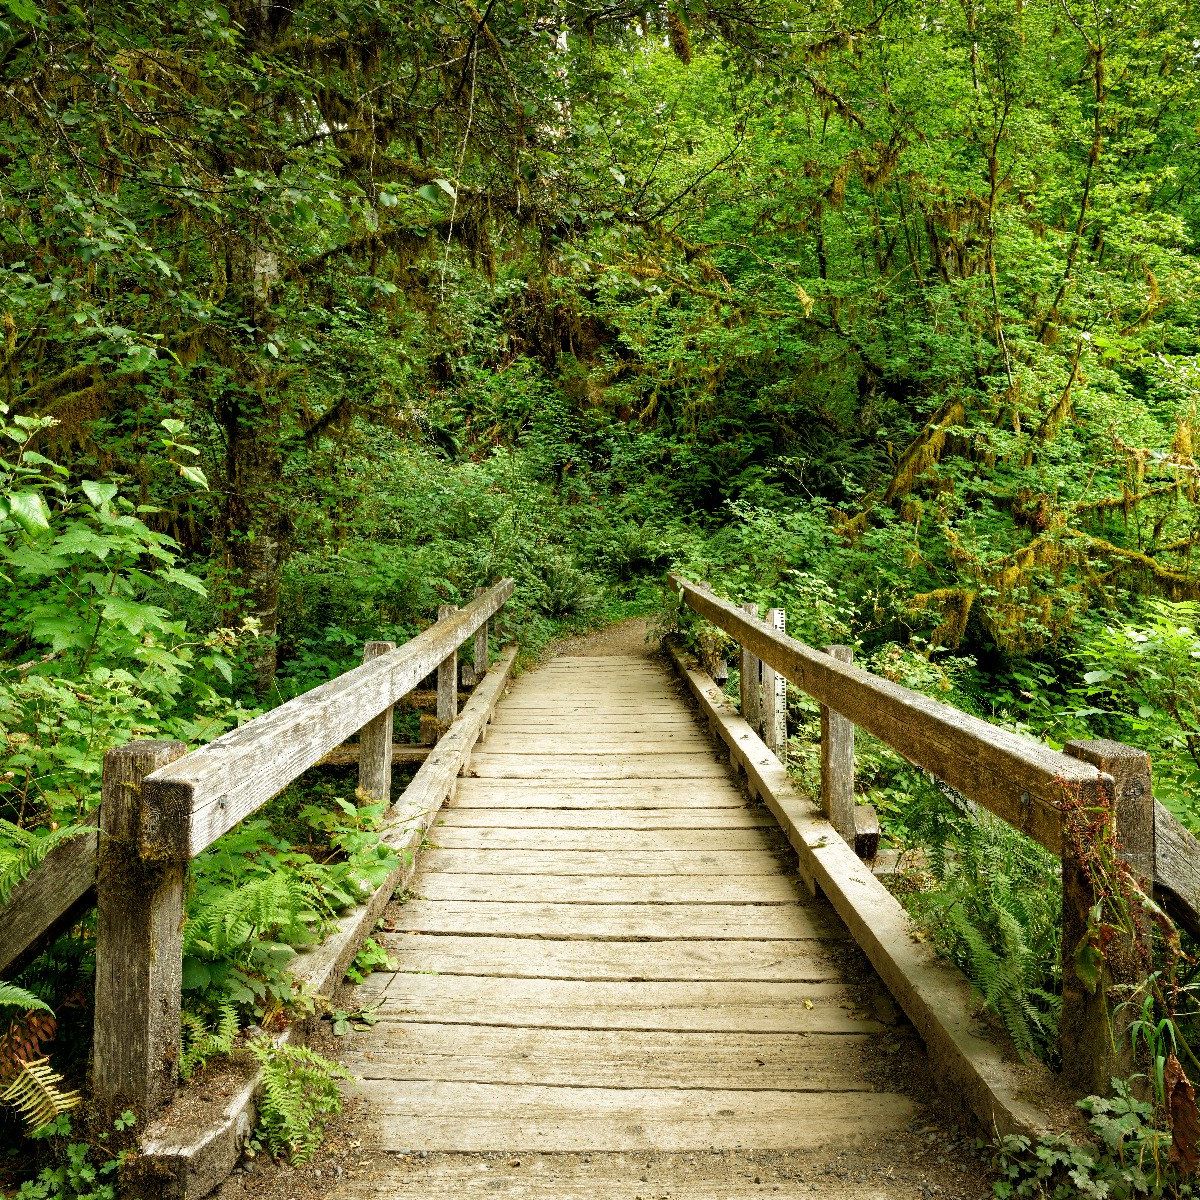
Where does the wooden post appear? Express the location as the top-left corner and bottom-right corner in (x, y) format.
(358, 641), (396, 806)
(93, 739), (188, 1122)
(437, 604), (459, 735)
(1060, 740), (1154, 1096)
(739, 602), (761, 733)
(762, 608), (787, 759)
(820, 646), (856, 844)
(473, 617), (489, 684)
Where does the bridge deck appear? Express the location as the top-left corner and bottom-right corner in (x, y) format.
(330, 652), (985, 1197)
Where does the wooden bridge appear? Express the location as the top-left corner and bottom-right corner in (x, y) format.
(5, 576), (1200, 1199)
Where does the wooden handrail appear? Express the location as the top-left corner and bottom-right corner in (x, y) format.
(669, 573), (1096, 854)
(145, 578), (513, 859)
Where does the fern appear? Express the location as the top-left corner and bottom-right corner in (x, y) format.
(248, 1039), (350, 1164)
(179, 1002), (240, 1079)
(1, 1057), (80, 1133)
(0, 981), (52, 1015)
(0, 821), (93, 909)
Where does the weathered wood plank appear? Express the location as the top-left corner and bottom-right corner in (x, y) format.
(413, 872), (802, 905)
(349, 1081), (916, 1152)
(372, 975), (881, 1033)
(436, 807), (770, 829)
(669, 574), (1099, 854)
(450, 781), (749, 809)
(1155, 802), (1200, 939)
(761, 607), (787, 757)
(375, 932), (835, 981)
(144, 579), (513, 858)
(389, 900), (842, 941)
(430, 827), (779, 852)
(0, 830), (97, 976)
(436, 604), (459, 733)
(344, 1025), (876, 1091)
(666, 642), (1076, 1139)
(93, 740), (188, 1121)
(318, 743), (430, 768)
(821, 645), (856, 843)
(467, 754), (727, 780)
(357, 641), (396, 805)
(478, 733), (714, 754)
(418, 848), (785, 876)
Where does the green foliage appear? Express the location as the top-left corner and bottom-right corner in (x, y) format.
(12, 1115), (134, 1200)
(247, 1040), (350, 1165)
(995, 1080), (1193, 1199)
(344, 937), (391, 986)
(0, 824), (93, 909)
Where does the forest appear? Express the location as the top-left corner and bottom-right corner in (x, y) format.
(1, 0), (1199, 1195)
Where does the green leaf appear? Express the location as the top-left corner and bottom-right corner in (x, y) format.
(7, 491), (51, 533)
(161, 418), (186, 436)
(81, 481), (119, 508)
(180, 464), (209, 489)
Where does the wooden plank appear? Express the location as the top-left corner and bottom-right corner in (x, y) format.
(372, 976), (880, 1033)
(318, 743), (430, 768)
(1154, 802), (1200, 939)
(430, 827), (779, 852)
(762, 607), (787, 757)
(740, 600), (761, 732)
(0, 831), (97, 976)
(666, 642), (1076, 1139)
(390, 900), (841, 941)
(437, 603), (458, 732)
(357, 641), (396, 805)
(478, 734), (714, 754)
(334, 1156), (909, 1200)
(94, 740), (188, 1121)
(437, 807), (770, 829)
(344, 1024), (876, 1091)
(418, 848), (786, 876)
(488, 717), (699, 731)
(467, 754), (727, 780)
(821, 645), (856, 843)
(376, 932), (836, 981)
(451, 781), (749, 809)
(144, 579), (514, 858)
(669, 574), (1099, 854)
(414, 872), (802, 905)
(350, 1081), (916, 1152)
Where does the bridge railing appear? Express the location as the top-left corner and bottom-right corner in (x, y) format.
(0, 578), (514, 1124)
(669, 572), (1200, 1098)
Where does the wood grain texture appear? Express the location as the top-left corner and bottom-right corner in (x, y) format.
(429, 826), (781, 852)
(416, 847), (787, 876)
(93, 740), (188, 1121)
(670, 573), (1098, 854)
(1155, 803), (1200, 938)
(450, 780), (749, 808)
(344, 1024), (877, 1090)
(357, 641), (396, 805)
(374, 933), (838, 981)
(143, 579), (513, 857)
(0, 830), (97, 975)
(348, 1081), (916, 1152)
(437, 806), (769, 829)
(821, 645), (856, 843)
(413, 872), (802, 905)
(390, 899), (841, 941)
(467, 753), (728, 780)
(762, 607), (787, 757)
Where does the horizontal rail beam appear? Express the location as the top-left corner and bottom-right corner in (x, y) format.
(0, 831), (97, 975)
(669, 573), (1099, 855)
(145, 579), (514, 859)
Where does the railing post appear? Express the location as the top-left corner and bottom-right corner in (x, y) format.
(1060, 740), (1154, 1096)
(437, 603), (459, 736)
(762, 608), (787, 759)
(93, 739), (188, 1122)
(739, 601), (761, 733)
(358, 641), (396, 805)
(820, 646), (856, 844)
(473, 614), (489, 685)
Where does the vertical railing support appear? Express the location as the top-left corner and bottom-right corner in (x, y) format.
(473, 612), (489, 684)
(762, 608), (787, 759)
(437, 603), (459, 736)
(739, 601), (761, 733)
(358, 641), (396, 805)
(820, 645), (856, 844)
(93, 739), (188, 1122)
(1060, 740), (1154, 1096)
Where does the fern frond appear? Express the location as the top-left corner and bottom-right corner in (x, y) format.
(0, 982), (52, 1015)
(0, 1057), (80, 1132)
(0, 823), (93, 909)
(249, 1039), (350, 1164)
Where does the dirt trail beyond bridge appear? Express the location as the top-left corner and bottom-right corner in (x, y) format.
(215, 632), (992, 1200)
